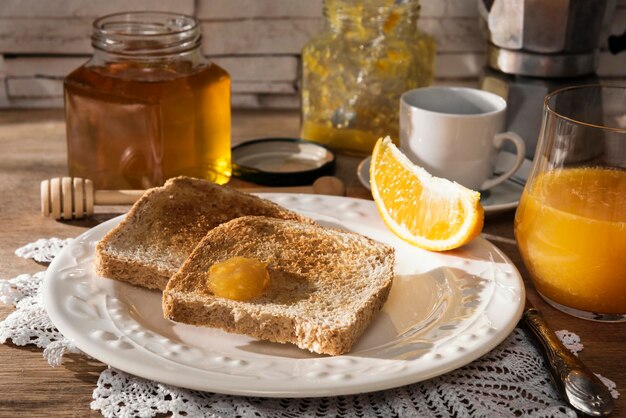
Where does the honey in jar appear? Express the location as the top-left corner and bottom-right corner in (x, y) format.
(64, 12), (231, 190)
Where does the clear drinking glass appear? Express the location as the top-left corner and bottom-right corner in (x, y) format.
(514, 85), (626, 322)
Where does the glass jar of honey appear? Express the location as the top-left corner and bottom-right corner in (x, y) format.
(64, 12), (231, 190)
(300, 0), (435, 156)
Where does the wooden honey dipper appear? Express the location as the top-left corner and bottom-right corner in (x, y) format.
(40, 176), (347, 220)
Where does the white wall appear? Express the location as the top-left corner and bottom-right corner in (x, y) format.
(0, 0), (624, 108)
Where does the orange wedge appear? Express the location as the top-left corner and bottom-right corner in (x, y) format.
(370, 137), (484, 251)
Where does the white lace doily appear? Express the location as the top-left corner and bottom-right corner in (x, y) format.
(15, 238), (73, 263)
(1, 238), (619, 418)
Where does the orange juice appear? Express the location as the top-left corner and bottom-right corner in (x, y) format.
(515, 167), (626, 314)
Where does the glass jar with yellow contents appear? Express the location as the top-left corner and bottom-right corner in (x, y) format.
(65, 12), (231, 190)
(300, 0), (434, 156)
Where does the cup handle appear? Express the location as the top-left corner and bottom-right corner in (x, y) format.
(480, 132), (526, 190)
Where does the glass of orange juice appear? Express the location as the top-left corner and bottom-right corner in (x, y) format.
(515, 85), (626, 322)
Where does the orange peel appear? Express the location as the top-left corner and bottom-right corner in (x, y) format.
(370, 136), (484, 251)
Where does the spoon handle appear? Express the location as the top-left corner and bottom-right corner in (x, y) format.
(521, 308), (614, 416)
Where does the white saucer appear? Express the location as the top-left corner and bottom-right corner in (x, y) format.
(357, 152), (532, 217)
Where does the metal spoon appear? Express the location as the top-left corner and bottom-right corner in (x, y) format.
(521, 307), (614, 416)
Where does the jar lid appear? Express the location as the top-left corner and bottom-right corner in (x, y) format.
(232, 138), (336, 186)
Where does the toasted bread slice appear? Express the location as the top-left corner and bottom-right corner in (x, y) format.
(95, 176), (313, 291)
(162, 215), (395, 356)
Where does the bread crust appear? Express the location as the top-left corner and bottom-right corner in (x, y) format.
(95, 176), (313, 291)
(163, 216), (395, 356)
(95, 250), (170, 291)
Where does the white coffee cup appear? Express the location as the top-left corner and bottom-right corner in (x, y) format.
(399, 87), (525, 191)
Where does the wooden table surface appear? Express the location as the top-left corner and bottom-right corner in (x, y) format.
(0, 109), (624, 417)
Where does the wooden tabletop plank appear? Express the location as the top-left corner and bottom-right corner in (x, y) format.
(0, 109), (623, 417)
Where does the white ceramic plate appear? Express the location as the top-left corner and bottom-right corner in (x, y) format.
(43, 194), (524, 398)
(357, 152), (532, 216)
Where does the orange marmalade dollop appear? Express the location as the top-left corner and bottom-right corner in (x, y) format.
(207, 257), (270, 301)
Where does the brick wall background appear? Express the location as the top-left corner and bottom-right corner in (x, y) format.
(0, 0), (624, 109)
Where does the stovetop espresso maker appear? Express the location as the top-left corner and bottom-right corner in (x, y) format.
(478, 0), (622, 157)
